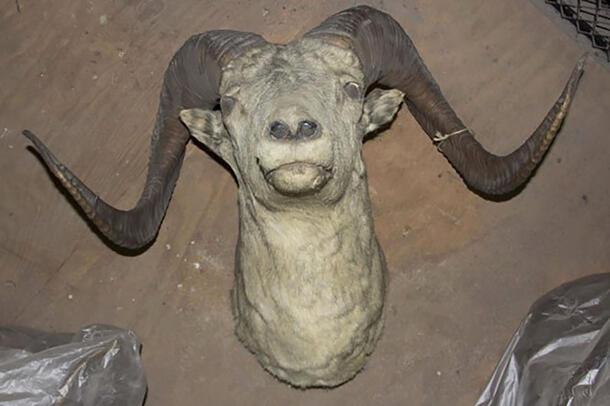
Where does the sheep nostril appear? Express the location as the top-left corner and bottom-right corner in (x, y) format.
(297, 120), (318, 138)
(269, 121), (291, 140)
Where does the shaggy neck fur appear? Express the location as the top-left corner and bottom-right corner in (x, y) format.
(231, 160), (387, 387)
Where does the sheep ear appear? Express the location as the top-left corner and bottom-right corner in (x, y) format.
(180, 108), (235, 166)
(361, 88), (404, 134)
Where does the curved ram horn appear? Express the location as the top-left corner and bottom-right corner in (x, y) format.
(23, 31), (267, 249)
(305, 6), (585, 195)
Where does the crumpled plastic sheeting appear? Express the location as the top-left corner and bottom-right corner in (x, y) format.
(476, 273), (610, 406)
(0, 324), (146, 406)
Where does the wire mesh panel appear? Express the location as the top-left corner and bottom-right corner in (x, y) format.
(545, 0), (610, 60)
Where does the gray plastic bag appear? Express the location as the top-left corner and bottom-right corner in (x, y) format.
(476, 273), (610, 406)
(0, 324), (146, 406)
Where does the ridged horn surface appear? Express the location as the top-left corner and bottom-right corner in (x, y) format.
(305, 6), (585, 195)
(24, 31), (266, 249)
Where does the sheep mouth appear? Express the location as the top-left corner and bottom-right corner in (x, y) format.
(263, 162), (333, 196)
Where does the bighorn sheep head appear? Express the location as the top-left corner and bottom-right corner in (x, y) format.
(23, 6), (584, 388)
(179, 40), (401, 209)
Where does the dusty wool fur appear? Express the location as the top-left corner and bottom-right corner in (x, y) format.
(180, 39), (404, 387)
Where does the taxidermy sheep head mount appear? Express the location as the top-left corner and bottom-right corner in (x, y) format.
(23, 6), (584, 388)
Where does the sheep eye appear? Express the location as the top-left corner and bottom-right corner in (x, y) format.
(343, 81), (361, 100)
(220, 96), (236, 115)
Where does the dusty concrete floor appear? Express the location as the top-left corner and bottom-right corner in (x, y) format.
(1, 0), (609, 404)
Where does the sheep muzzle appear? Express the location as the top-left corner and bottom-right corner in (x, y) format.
(262, 161), (332, 196)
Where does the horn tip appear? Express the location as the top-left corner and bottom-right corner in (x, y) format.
(22, 129), (36, 140)
(574, 53), (588, 77)
(565, 54), (587, 93)
(22, 129), (45, 151)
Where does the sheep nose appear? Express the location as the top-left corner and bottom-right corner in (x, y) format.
(268, 120), (320, 141)
(269, 121), (292, 140)
(297, 120), (318, 139)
